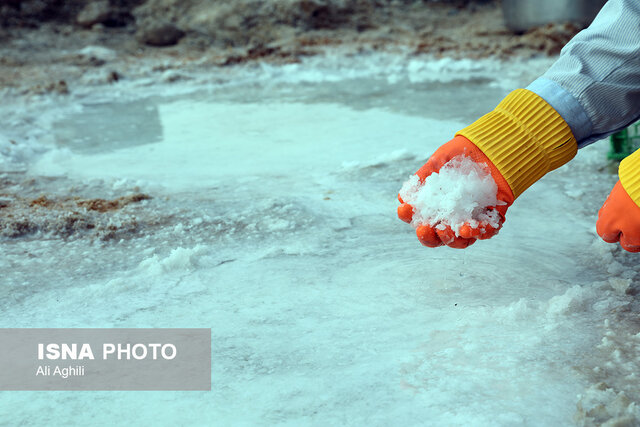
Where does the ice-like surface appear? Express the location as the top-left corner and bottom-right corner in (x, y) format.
(31, 101), (457, 189)
(1, 54), (639, 426)
(399, 156), (501, 234)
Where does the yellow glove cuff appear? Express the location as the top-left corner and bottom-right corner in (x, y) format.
(619, 148), (640, 207)
(456, 89), (577, 199)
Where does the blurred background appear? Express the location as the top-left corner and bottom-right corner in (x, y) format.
(0, 0), (606, 86)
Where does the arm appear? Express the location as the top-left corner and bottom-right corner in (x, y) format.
(527, 0), (640, 252)
(399, 0), (640, 251)
(527, 0), (640, 148)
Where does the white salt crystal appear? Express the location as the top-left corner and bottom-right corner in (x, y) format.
(399, 155), (502, 236)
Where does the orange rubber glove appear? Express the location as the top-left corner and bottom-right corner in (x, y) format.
(597, 181), (640, 252)
(398, 89), (578, 249)
(397, 135), (514, 249)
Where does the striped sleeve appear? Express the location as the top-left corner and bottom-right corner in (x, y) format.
(526, 0), (640, 148)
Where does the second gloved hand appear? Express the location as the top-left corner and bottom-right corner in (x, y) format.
(597, 180), (640, 252)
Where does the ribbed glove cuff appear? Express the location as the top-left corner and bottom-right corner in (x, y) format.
(620, 148), (640, 207)
(456, 89), (577, 198)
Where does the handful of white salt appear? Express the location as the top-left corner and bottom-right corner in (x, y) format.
(399, 155), (502, 236)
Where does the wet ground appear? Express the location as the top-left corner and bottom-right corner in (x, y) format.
(1, 54), (638, 425)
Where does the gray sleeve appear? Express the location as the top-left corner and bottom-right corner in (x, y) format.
(526, 0), (640, 148)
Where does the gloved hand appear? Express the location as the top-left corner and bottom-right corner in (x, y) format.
(398, 89), (578, 248)
(597, 181), (640, 252)
(397, 135), (514, 248)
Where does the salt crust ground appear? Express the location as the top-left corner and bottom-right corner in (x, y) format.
(0, 53), (638, 426)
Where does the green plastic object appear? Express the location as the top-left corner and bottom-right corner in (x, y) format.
(608, 122), (640, 161)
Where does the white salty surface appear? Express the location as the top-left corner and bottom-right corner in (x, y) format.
(0, 53), (638, 426)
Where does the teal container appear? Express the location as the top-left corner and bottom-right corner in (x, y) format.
(608, 123), (640, 161)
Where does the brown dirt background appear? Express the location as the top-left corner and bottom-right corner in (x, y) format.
(1, 0), (582, 91)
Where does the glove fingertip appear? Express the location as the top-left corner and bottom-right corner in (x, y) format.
(459, 223), (481, 239)
(435, 225), (456, 245)
(619, 233), (640, 252)
(447, 236), (476, 249)
(599, 230), (621, 244)
(416, 225), (442, 248)
(477, 223), (498, 240)
(397, 203), (414, 223)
